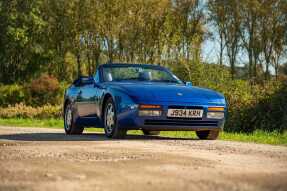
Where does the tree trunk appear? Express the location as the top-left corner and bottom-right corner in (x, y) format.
(219, 32), (224, 66)
(248, 52), (253, 79)
(77, 53), (81, 78)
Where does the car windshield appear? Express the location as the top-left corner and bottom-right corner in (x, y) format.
(102, 65), (182, 84)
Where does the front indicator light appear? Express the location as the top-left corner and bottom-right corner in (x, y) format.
(139, 110), (162, 116)
(207, 112), (224, 119)
(208, 107), (225, 111)
(139, 104), (162, 109)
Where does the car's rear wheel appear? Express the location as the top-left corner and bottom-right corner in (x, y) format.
(196, 130), (219, 140)
(104, 97), (127, 139)
(142, 130), (160, 136)
(64, 103), (84, 135)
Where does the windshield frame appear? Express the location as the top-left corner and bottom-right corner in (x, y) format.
(100, 64), (183, 84)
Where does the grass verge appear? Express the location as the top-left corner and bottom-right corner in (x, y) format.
(0, 118), (286, 145)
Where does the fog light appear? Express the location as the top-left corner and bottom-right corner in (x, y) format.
(139, 110), (162, 116)
(207, 112), (224, 119)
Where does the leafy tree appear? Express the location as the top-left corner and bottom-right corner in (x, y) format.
(0, 0), (46, 83)
(0, 0), (286, 83)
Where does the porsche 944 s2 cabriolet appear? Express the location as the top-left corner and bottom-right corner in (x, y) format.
(63, 63), (227, 139)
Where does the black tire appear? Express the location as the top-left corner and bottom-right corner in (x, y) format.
(103, 97), (127, 139)
(64, 103), (84, 135)
(142, 130), (160, 136)
(196, 130), (219, 140)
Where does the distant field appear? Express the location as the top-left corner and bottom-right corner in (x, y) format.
(0, 118), (286, 145)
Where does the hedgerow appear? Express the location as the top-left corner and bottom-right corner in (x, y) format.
(0, 74), (66, 107)
(0, 103), (61, 119)
(0, 84), (26, 107)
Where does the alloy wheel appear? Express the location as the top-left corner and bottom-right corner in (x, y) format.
(65, 106), (72, 131)
(105, 102), (115, 134)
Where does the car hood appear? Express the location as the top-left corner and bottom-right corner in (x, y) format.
(106, 82), (225, 104)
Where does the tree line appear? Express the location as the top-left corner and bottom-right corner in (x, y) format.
(0, 0), (286, 84)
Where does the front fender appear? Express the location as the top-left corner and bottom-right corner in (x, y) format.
(114, 90), (137, 114)
(103, 88), (137, 115)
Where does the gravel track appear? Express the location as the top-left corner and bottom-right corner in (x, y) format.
(0, 126), (286, 191)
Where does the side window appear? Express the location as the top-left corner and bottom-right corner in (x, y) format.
(94, 70), (100, 83)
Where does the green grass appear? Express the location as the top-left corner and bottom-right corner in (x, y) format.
(219, 131), (287, 145)
(0, 118), (63, 128)
(0, 118), (286, 145)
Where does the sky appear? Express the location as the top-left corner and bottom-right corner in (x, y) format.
(201, 22), (248, 67)
(200, 0), (284, 74)
(201, 26), (279, 74)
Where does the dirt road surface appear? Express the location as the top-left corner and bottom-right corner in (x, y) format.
(0, 126), (286, 191)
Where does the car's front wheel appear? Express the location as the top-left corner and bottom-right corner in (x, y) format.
(64, 103), (84, 135)
(196, 130), (219, 140)
(104, 97), (127, 139)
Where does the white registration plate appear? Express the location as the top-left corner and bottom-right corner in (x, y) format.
(167, 109), (203, 118)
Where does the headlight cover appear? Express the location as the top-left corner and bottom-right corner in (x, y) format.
(207, 112), (224, 119)
(139, 110), (162, 117)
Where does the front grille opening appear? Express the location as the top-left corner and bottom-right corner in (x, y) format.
(144, 119), (218, 127)
(168, 105), (204, 109)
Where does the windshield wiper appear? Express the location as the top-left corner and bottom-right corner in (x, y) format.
(151, 80), (178, 83)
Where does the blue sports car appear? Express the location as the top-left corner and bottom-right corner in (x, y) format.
(63, 63), (227, 139)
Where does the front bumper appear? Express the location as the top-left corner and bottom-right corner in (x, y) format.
(117, 104), (225, 131)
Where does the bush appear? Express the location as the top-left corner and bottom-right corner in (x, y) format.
(0, 103), (62, 119)
(27, 74), (62, 106)
(239, 82), (287, 133)
(171, 60), (231, 86)
(0, 84), (26, 107)
(207, 80), (286, 133)
(0, 82), (66, 107)
(0, 75), (66, 107)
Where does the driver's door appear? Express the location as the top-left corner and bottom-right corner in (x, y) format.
(76, 83), (98, 118)
(76, 71), (102, 122)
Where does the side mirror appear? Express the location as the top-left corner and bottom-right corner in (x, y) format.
(82, 78), (94, 85)
(185, 81), (192, 86)
(75, 76), (95, 86)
